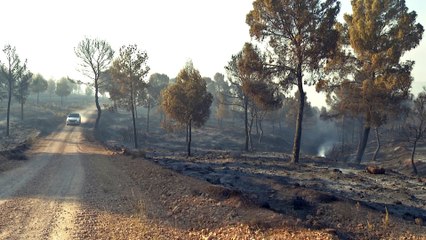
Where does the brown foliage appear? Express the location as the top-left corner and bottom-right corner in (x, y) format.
(161, 61), (213, 128)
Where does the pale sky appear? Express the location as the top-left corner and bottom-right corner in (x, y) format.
(0, 0), (425, 107)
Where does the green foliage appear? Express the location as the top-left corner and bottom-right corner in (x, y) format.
(247, 0), (340, 88)
(246, 0), (340, 162)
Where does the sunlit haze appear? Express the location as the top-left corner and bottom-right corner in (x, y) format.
(1, 0), (425, 107)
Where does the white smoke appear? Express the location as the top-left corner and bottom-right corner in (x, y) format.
(317, 141), (334, 157)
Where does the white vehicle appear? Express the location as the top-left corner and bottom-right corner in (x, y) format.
(66, 113), (81, 125)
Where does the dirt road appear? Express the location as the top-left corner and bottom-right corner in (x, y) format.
(0, 120), (85, 239)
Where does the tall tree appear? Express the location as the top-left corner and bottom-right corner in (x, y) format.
(67, 77), (79, 95)
(226, 49), (253, 151)
(226, 43), (282, 151)
(85, 86), (93, 97)
(213, 72), (231, 127)
(75, 38), (114, 130)
(99, 70), (120, 111)
(161, 62), (213, 156)
(319, 0), (424, 163)
(56, 77), (72, 106)
(0, 45), (27, 136)
(0, 71), (7, 100)
(349, 0), (423, 163)
(15, 70), (32, 120)
(47, 79), (56, 100)
(110, 44), (150, 149)
(406, 89), (426, 175)
(145, 73), (169, 132)
(31, 73), (48, 104)
(246, 0), (340, 163)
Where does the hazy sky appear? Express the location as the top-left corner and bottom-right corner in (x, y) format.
(1, 0), (425, 107)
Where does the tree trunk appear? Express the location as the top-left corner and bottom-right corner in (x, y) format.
(258, 118), (264, 143)
(37, 92), (40, 105)
(272, 119), (275, 131)
(248, 112), (254, 151)
(372, 127), (381, 161)
(131, 102), (138, 149)
(129, 82), (138, 148)
(60, 96), (63, 106)
(114, 100), (118, 112)
(356, 126), (371, 163)
(94, 78), (102, 130)
(186, 123), (188, 144)
(291, 66), (305, 164)
(341, 116), (345, 157)
(6, 79), (12, 137)
(187, 119), (192, 157)
(352, 119), (355, 144)
(21, 102), (24, 121)
(255, 116), (259, 136)
(146, 101), (150, 133)
(410, 139), (418, 175)
(244, 97), (249, 152)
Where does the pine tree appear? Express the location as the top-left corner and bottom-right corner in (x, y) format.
(246, 0), (340, 163)
(319, 0), (424, 162)
(110, 44), (150, 149)
(161, 62), (213, 156)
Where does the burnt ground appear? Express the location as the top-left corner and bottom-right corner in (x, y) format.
(96, 108), (426, 239)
